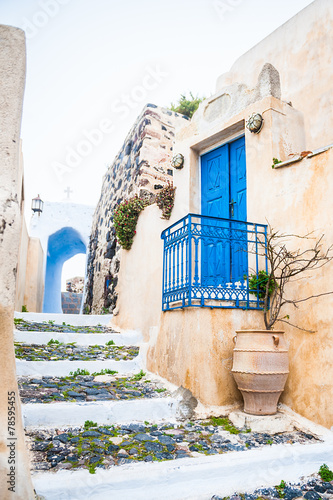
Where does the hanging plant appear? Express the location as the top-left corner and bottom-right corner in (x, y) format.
(155, 183), (176, 220)
(248, 270), (277, 299)
(113, 195), (146, 250)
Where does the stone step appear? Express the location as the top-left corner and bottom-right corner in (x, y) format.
(16, 358), (141, 377)
(31, 438), (333, 500)
(18, 372), (169, 405)
(23, 397), (180, 428)
(15, 312), (113, 326)
(14, 342), (139, 362)
(14, 329), (142, 346)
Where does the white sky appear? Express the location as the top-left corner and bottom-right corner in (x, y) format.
(1, 0), (314, 285)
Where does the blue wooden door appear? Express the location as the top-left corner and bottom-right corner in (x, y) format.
(229, 137), (247, 281)
(201, 136), (247, 284)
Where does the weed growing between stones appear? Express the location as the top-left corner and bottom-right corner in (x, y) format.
(91, 369), (118, 376)
(319, 463), (333, 481)
(47, 339), (63, 346)
(208, 416), (240, 435)
(69, 369), (91, 377)
(84, 421), (98, 430)
(131, 370), (146, 381)
(274, 480), (286, 498)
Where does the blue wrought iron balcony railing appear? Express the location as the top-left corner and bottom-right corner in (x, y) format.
(161, 214), (268, 311)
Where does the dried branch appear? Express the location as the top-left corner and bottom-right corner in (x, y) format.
(281, 291), (333, 307)
(255, 225), (333, 331)
(276, 319), (315, 334)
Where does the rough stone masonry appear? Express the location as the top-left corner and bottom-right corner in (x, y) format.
(84, 104), (186, 314)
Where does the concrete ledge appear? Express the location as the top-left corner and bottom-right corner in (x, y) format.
(32, 439), (333, 500)
(229, 410), (295, 434)
(14, 329), (142, 346)
(14, 312), (113, 326)
(273, 155), (303, 169)
(16, 358), (141, 377)
(23, 397), (180, 428)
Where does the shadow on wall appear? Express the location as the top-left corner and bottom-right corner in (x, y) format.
(43, 227), (86, 313)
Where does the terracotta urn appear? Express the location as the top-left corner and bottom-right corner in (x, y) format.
(231, 330), (289, 415)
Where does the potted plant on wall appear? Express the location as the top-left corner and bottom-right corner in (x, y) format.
(232, 228), (333, 416)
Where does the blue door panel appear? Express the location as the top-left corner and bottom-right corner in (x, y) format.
(201, 136), (247, 286)
(229, 137), (247, 281)
(201, 145), (229, 219)
(230, 137), (247, 221)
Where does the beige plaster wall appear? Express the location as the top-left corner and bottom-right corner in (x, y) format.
(115, 152), (333, 429)
(113, 99), (333, 429)
(112, 204), (170, 339)
(0, 25), (34, 499)
(24, 237), (44, 313)
(112, 2), (333, 429)
(14, 218), (29, 312)
(215, 0), (333, 151)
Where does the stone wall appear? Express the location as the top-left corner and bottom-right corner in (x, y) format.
(84, 104), (186, 314)
(66, 276), (84, 293)
(61, 292), (83, 314)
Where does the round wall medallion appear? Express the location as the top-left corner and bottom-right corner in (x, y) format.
(171, 153), (184, 169)
(246, 113), (264, 134)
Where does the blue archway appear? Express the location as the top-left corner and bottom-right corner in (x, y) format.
(43, 227), (86, 313)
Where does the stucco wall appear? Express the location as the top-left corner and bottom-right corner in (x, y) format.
(113, 149), (333, 429)
(0, 25), (34, 499)
(23, 237), (44, 313)
(84, 105), (186, 314)
(14, 217), (29, 312)
(112, 0), (333, 429)
(215, 0), (333, 151)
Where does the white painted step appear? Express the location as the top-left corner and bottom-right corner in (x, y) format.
(14, 329), (142, 346)
(14, 312), (113, 326)
(23, 397), (180, 428)
(16, 358), (141, 377)
(32, 438), (333, 500)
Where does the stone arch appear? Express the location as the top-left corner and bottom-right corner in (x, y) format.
(43, 226), (86, 313)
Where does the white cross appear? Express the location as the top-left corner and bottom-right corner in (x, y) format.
(64, 186), (73, 200)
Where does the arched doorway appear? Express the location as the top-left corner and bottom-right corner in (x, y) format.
(43, 227), (86, 313)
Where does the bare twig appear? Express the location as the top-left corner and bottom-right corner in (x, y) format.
(255, 225), (333, 331)
(276, 319), (315, 334)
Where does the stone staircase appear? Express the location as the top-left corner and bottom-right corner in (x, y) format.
(14, 313), (333, 500)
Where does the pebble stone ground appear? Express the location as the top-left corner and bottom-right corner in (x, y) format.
(15, 318), (333, 499)
(211, 475), (333, 500)
(15, 342), (139, 361)
(26, 418), (319, 474)
(15, 319), (116, 334)
(18, 373), (169, 403)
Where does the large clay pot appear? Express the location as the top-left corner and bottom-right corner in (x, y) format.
(231, 330), (289, 415)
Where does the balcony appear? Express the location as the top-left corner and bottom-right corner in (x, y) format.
(161, 214), (268, 311)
